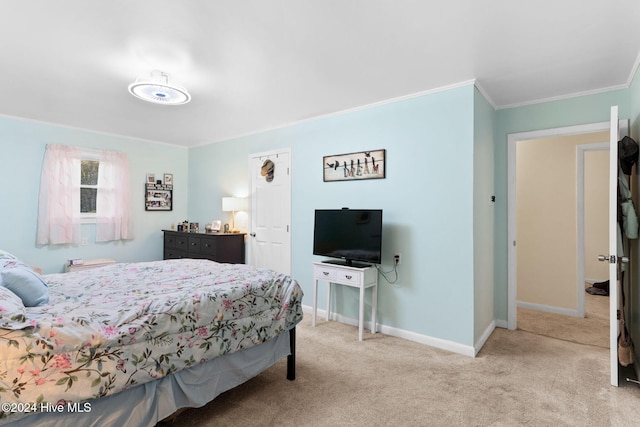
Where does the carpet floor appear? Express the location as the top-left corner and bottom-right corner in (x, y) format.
(159, 312), (640, 427)
(516, 286), (610, 348)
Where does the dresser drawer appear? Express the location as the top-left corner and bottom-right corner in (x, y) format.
(175, 235), (189, 252)
(164, 234), (176, 249)
(164, 248), (188, 259)
(201, 239), (217, 257)
(188, 236), (202, 253)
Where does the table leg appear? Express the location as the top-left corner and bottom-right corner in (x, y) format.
(358, 284), (365, 341)
(312, 279), (318, 327)
(371, 284), (377, 334)
(326, 282), (331, 321)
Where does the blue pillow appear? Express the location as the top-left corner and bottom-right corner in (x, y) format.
(0, 260), (49, 307)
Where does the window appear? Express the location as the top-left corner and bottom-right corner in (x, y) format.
(80, 159), (99, 219)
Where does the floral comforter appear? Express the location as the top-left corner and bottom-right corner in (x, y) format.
(0, 259), (303, 416)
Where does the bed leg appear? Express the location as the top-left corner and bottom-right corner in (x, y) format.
(287, 327), (296, 381)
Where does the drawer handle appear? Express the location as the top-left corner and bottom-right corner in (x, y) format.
(345, 275), (352, 280)
(323, 272), (330, 276)
(191, 242), (198, 246)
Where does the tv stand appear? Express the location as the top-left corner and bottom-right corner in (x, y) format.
(312, 261), (378, 341)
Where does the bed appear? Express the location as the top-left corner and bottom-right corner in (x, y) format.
(0, 253), (303, 426)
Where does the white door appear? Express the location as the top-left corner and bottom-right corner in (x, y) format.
(249, 149), (291, 274)
(604, 106), (620, 386)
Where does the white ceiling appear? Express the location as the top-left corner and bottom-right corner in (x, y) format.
(1, 1), (639, 147)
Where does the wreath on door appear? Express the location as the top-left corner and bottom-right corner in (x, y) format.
(261, 159), (275, 182)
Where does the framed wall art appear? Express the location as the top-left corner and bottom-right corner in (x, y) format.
(323, 149), (386, 182)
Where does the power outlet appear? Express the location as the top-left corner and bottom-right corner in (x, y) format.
(81, 237), (89, 246)
(394, 253), (401, 265)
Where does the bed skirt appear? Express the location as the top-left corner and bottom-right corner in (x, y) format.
(5, 330), (292, 427)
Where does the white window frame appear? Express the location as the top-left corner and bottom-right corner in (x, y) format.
(78, 150), (100, 224)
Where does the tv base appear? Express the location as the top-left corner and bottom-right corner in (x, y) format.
(321, 260), (371, 269)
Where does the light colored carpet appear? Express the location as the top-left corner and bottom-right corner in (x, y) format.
(159, 314), (640, 427)
(517, 285), (610, 348)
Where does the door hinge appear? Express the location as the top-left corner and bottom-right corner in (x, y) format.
(617, 309), (621, 320)
(287, 167), (290, 175)
(287, 225), (289, 232)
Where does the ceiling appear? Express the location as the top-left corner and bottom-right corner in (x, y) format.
(1, 1), (639, 147)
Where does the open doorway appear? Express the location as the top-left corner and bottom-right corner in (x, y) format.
(508, 114), (630, 386)
(514, 136), (609, 347)
(507, 120), (628, 331)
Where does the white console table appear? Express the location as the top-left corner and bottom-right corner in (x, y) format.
(312, 261), (378, 341)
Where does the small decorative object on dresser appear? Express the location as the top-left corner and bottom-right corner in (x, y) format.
(163, 230), (245, 264)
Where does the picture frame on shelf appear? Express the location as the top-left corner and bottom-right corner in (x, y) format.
(146, 173), (156, 184)
(164, 173), (173, 185)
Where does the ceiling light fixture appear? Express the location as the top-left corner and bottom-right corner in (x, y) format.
(128, 70), (191, 105)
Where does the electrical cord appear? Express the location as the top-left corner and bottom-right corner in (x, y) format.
(376, 262), (399, 285)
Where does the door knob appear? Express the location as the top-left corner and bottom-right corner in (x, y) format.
(250, 233), (256, 237)
(598, 255), (627, 263)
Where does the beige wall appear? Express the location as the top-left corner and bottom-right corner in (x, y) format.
(584, 150), (609, 282)
(516, 132), (608, 311)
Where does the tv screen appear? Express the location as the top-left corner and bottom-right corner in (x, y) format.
(313, 209), (383, 266)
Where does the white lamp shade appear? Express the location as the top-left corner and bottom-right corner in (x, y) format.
(222, 197), (247, 212)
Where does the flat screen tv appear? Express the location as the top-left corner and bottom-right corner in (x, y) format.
(313, 208), (383, 267)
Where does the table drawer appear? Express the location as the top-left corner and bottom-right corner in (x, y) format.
(314, 266), (336, 280)
(336, 271), (361, 285)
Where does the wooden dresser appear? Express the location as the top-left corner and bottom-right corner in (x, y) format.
(162, 230), (245, 264)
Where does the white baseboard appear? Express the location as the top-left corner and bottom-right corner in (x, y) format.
(495, 319), (509, 329)
(517, 301), (580, 317)
(474, 320), (496, 357)
(302, 305), (477, 357)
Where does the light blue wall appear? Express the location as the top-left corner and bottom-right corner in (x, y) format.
(189, 85), (478, 346)
(493, 89), (631, 321)
(473, 88), (495, 341)
(0, 117), (189, 273)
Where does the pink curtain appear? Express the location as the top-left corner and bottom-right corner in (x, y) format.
(95, 150), (134, 242)
(36, 144), (82, 245)
(36, 144), (134, 245)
